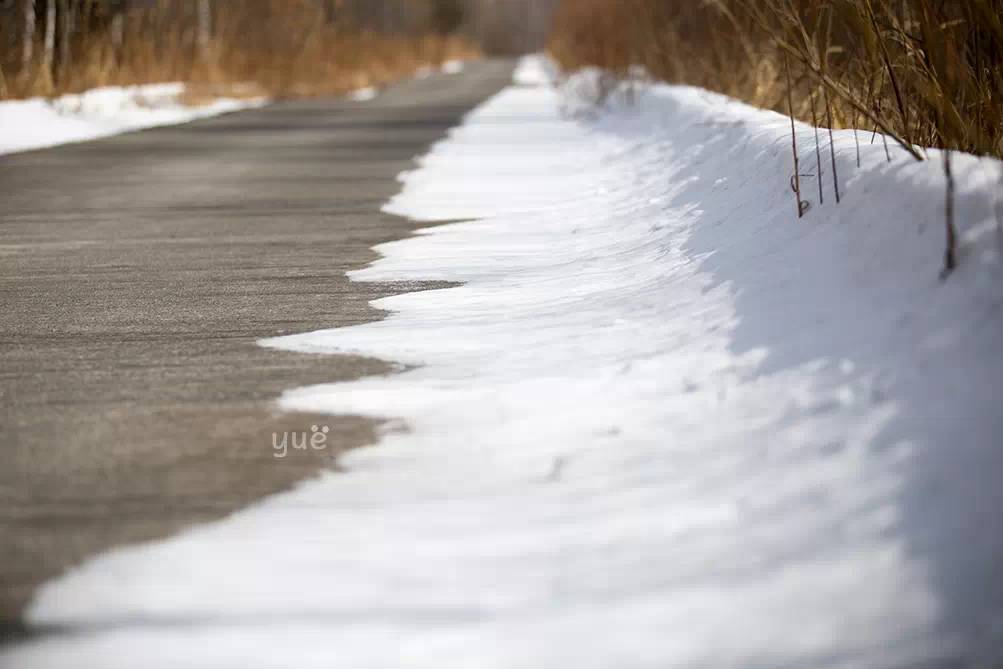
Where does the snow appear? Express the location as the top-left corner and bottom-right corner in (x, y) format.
(441, 60), (466, 75)
(512, 53), (558, 86)
(350, 86), (379, 102)
(0, 83), (264, 156)
(4, 57), (1003, 669)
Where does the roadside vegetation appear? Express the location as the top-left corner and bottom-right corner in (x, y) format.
(0, 0), (491, 100)
(549, 0), (1002, 274)
(549, 0), (1003, 160)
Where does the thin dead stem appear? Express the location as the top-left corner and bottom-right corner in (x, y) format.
(810, 85), (824, 205)
(785, 52), (807, 218)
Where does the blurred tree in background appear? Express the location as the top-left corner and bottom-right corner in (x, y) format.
(431, 0), (464, 35)
(549, 0), (1003, 158)
(0, 0), (559, 99)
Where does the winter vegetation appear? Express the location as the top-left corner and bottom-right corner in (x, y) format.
(549, 0), (1003, 159)
(549, 0), (1003, 277)
(0, 0), (556, 100)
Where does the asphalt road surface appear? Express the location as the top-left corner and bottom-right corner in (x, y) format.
(0, 60), (513, 635)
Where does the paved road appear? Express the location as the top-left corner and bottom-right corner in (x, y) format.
(0, 60), (513, 633)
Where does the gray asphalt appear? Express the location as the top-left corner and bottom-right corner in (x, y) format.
(0, 59), (513, 631)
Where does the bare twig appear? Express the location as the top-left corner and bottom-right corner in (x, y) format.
(784, 52), (807, 218)
(825, 85), (840, 203)
(772, 37), (924, 161)
(872, 94), (891, 161)
(852, 109), (861, 168)
(819, 6), (840, 204)
(941, 148), (956, 278)
(810, 86), (824, 206)
(864, 0), (910, 142)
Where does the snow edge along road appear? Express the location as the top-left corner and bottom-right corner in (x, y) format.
(0, 83), (267, 156)
(0, 60), (477, 157)
(12, 55), (1003, 668)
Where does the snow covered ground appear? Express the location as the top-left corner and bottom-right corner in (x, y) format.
(441, 59), (466, 75)
(0, 83), (263, 156)
(4, 56), (1003, 668)
(350, 86), (379, 102)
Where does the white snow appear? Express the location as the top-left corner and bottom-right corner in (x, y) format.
(0, 83), (264, 156)
(4, 58), (1003, 669)
(350, 86), (379, 102)
(512, 53), (558, 86)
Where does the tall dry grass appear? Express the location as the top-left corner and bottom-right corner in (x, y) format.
(0, 0), (479, 101)
(549, 0), (1003, 159)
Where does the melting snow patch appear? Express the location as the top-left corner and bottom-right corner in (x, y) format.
(350, 86), (379, 102)
(0, 83), (264, 156)
(512, 54), (558, 87)
(6, 57), (1003, 669)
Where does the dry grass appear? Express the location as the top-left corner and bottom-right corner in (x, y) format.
(549, 0), (1003, 159)
(1, 0), (479, 102)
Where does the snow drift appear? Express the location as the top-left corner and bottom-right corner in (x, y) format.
(5, 57), (1002, 669)
(0, 83), (262, 156)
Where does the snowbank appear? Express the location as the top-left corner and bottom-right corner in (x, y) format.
(350, 86), (379, 102)
(0, 83), (264, 156)
(512, 53), (558, 86)
(6, 59), (1002, 669)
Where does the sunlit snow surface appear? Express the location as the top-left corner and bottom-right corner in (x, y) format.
(0, 83), (263, 155)
(6, 56), (1003, 668)
(350, 86), (379, 102)
(441, 60), (466, 75)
